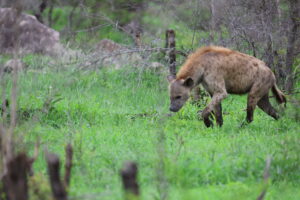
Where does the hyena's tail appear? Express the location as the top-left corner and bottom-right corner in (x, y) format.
(272, 84), (286, 106)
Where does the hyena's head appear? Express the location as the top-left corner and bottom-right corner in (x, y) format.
(167, 75), (194, 112)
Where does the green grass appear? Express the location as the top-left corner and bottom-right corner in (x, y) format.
(8, 3), (299, 199)
(2, 61), (299, 200)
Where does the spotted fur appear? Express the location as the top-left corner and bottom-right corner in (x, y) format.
(168, 46), (286, 127)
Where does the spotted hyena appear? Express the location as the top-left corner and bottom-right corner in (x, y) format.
(167, 46), (286, 127)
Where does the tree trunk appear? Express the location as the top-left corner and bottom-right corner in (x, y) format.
(261, 0), (275, 69)
(48, 0), (54, 27)
(285, 0), (300, 92)
(68, 1), (80, 33)
(275, 0), (281, 21)
(34, 0), (47, 24)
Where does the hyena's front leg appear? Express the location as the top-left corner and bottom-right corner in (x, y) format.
(202, 92), (227, 127)
(214, 103), (223, 126)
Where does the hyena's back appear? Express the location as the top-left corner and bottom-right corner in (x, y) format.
(177, 46), (275, 95)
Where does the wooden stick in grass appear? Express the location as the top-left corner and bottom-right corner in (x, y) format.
(46, 153), (67, 200)
(166, 29), (176, 77)
(120, 161), (139, 199)
(64, 143), (73, 188)
(2, 153), (29, 200)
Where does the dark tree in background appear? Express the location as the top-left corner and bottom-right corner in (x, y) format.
(285, 0), (300, 92)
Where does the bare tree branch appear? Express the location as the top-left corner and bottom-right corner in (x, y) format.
(257, 156), (272, 200)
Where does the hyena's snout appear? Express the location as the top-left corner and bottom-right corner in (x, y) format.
(169, 105), (179, 112)
(169, 102), (183, 112)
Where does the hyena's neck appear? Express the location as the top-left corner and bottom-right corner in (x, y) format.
(176, 64), (204, 87)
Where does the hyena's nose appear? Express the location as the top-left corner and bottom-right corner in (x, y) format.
(169, 106), (177, 112)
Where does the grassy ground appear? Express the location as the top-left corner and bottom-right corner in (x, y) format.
(2, 61), (299, 199)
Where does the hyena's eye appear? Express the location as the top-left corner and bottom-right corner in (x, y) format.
(175, 96), (181, 100)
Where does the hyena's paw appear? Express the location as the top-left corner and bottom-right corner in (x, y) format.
(201, 109), (214, 128)
(203, 117), (213, 127)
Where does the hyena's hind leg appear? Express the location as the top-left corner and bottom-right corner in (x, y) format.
(257, 95), (279, 120)
(246, 77), (274, 123)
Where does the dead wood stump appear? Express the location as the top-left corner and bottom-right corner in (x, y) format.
(120, 161), (139, 199)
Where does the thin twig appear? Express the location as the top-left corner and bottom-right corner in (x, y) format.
(73, 23), (111, 33)
(257, 156), (272, 200)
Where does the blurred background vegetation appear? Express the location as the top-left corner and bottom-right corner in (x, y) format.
(0, 0), (299, 199)
(14, 0), (299, 92)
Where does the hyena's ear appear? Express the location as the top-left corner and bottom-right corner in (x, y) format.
(167, 75), (176, 83)
(183, 77), (194, 88)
